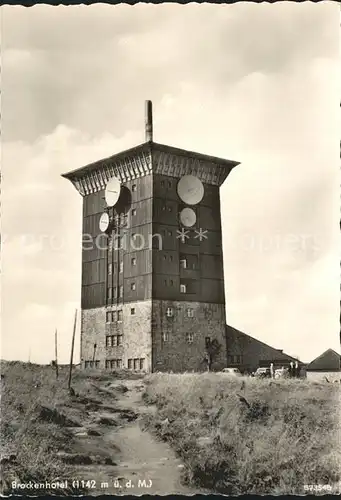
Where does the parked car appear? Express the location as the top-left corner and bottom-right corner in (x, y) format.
(275, 367), (289, 379)
(254, 367), (271, 378)
(222, 367), (242, 376)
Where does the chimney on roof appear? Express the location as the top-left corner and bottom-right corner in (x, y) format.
(145, 100), (153, 142)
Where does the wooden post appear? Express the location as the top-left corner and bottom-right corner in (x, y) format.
(55, 329), (59, 379)
(68, 309), (77, 390)
(92, 343), (97, 365)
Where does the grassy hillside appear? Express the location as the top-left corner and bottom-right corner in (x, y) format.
(142, 373), (341, 495)
(0, 361), (133, 495)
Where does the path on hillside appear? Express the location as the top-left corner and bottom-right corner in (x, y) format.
(65, 378), (203, 496)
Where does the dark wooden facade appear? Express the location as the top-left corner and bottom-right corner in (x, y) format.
(80, 169), (225, 309)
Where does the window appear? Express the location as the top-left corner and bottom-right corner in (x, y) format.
(108, 263), (113, 275)
(119, 261), (123, 273)
(161, 180), (165, 187)
(228, 355), (242, 365)
(108, 236), (113, 252)
(162, 331), (169, 342)
(186, 332), (194, 344)
(117, 236), (122, 249)
(170, 280), (174, 286)
(166, 307), (173, 317)
(106, 335), (123, 347)
(167, 181), (172, 188)
(113, 287), (117, 299)
(205, 337), (211, 348)
(164, 279), (167, 286)
(163, 254), (167, 260)
(139, 358), (145, 370)
(117, 310), (123, 322)
(132, 184), (137, 192)
(132, 208), (136, 216)
(106, 359), (122, 370)
(106, 311), (112, 323)
(119, 285), (123, 298)
(131, 308), (136, 315)
(95, 360), (100, 368)
(181, 279), (196, 294)
(107, 287), (113, 300)
(180, 254), (198, 270)
(120, 213), (128, 227)
(169, 255), (173, 262)
(131, 282), (136, 291)
(180, 258), (187, 269)
(131, 257), (136, 266)
(187, 308), (194, 318)
(133, 359), (139, 370)
(128, 359), (133, 369)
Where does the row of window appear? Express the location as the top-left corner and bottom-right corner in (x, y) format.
(105, 359), (122, 369)
(128, 358), (145, 370)
(107, 283), (139, 299)
(106, 307), (195, 322)
(84, 358), (146, 370)
(84, 360), (100, 368)
(162, 331), (194, 343)
(108, 261), (128, 275)
(160, 180), (173, 188)
(107, 227), (203, 251)
(106, 309), (136, 322)
(107, 286), (123, 300)
(106, 335), (123, 347)
(107, 282), (193, 301)
(166, 307), (194, 317)
(108, 256), (194, 274)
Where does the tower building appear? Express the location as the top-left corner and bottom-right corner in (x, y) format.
(62, 101), (240, 372)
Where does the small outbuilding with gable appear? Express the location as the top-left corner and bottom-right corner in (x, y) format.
(306, 349), (340, 383)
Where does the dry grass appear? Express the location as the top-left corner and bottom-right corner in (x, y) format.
(142, 372), (341, 495)
(0, 361), (133, 495)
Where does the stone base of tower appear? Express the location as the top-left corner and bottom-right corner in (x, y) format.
(80, 300), (227, 373)
(151, 300), (227, 373)
(81, 301), (153, 372)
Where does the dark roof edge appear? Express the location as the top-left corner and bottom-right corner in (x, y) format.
(61, 141), (240, 180)
(61, 141), (151, 179)
(226, 323), (304, 364)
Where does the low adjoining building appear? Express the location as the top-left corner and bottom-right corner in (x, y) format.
(226, 324), (304, 374)
(305, 349), (340, 383)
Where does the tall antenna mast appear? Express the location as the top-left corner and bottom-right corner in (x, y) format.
(145, 100), (153, 142)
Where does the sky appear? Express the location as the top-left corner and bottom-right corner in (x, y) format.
(1, 2), (340, 365)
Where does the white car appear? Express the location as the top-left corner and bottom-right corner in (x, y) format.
(275, 367), (289, 379)
(222, 367), (242, 376)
